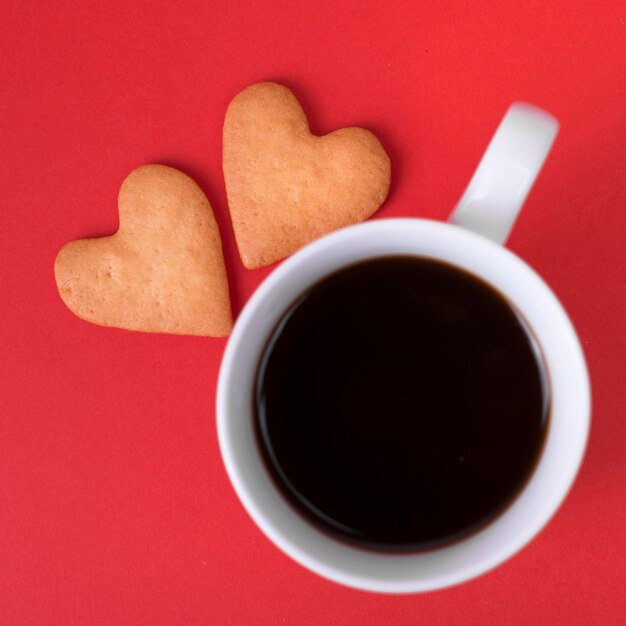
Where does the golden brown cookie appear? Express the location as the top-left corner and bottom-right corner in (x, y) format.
(223, 82), (391, 269)
(54, 164), (232, 336)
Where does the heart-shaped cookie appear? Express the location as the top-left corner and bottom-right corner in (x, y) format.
(55, 164), (232, 336)
(223, 82), (391, 269)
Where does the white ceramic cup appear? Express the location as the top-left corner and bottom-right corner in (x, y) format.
(216, 103), (591, 593)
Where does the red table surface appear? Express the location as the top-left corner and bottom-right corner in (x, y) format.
(2, 1), (625, 623)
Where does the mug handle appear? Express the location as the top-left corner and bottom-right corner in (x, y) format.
(449, 103), (559, 245)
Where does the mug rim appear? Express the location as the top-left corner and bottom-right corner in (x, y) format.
(216, 218), (590, 593)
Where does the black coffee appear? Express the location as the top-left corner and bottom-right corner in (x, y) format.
(254, 256), (548, 551)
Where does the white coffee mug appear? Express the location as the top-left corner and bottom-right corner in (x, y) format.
(216, 103), (590, 593)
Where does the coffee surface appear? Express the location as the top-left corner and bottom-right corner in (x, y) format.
(255, 256), (548, 551)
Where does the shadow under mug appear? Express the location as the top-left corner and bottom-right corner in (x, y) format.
(216, 104), (590, 593)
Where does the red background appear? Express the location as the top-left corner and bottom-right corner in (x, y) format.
(1, 1), (625, 623)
